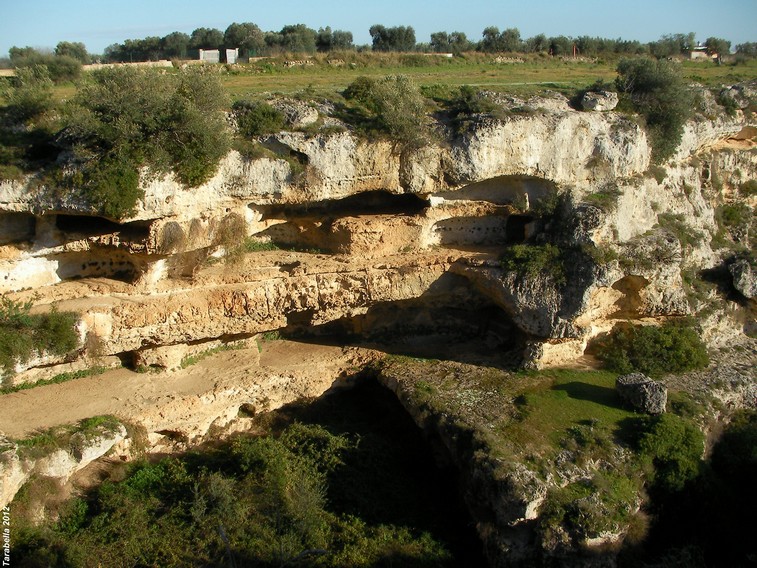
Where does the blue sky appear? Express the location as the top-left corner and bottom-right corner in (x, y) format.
(1, 0), (755, 57)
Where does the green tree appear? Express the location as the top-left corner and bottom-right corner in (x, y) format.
(369, 25), (416, 52)
(54, 41), (89, 63)
(616, 57), (694, 162)
(500, 28), (522, 52)
(549, 35), (573, 56)
(224, 22), (266, 57)
(705, 36), (731, 63)
(161, 32), (190, 59)
(189, 27), (224, 50)
(4, 65), (54, 123)
(735, 42), (757, 57)
(9, 46), (81, 82)
(315, 27), (354, 52)
(649, 32), (696, 58)
(524, 33), (549, 53)
(479, 27), (502, 52)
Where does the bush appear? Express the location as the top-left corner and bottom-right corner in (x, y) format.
(3, 65), (54, 123)
(0, 297), (79, 375)
(639, 413), (704, 492)
(12, 52), (81, 83)
(342, 75), (430, 147)
(500, 243), (565, 284)
(616, 58), (693, 162)
(59, 66), (230, 218)
(596, 320), (709, 378)
(232, 100), (286, 137)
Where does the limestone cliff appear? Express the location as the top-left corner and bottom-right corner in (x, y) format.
(0, 85), (755, 381)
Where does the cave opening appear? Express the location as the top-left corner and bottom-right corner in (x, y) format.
(239, 375), (488, 565)
(55, 214), (151, 240)
(258, 190), (429, 220)
(282, 274), (525, 368)
(52, 251), (139, 283)
(0, 212), (36, 245)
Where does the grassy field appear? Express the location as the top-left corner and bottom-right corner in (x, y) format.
(26, 53), (755, 103)
(218, 54), (757, 99)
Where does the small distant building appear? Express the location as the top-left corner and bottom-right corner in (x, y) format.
(688, 45), (712, 61)
(226, 48), (239, 64)
(198, 49), (220, 64)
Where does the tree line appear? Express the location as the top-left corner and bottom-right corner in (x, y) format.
(5, 23), (753, 66)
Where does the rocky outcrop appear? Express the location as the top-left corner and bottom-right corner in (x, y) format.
(579, 91), (619, 112)
(0, 423), (126, 508)
(729, 258), (757, 299)
(0, 83), (754, 378)
(616, 373), (668, 414)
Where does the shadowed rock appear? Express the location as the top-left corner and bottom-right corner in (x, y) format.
(616, 373), (667, 414)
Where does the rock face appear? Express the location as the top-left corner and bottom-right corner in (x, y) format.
(579, 90), (619, 112)
(729, 258), (757, 299)
(0, 80), (755, 567)
(616, 373), (668, 414)
(0, 83), (754, 383)
(0, 423), (127, 508)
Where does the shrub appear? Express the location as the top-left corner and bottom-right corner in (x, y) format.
(231, 100), (286, 137)
(616, 58), (694, 162)
(12, 52), (82, 83)
(638, 413), (704, 492)
(0, 297), (79, 375)
(342, 75), (430, 147)
(657, 213), (705, 248)
(500, 243), (566, 284)
(596, 320), (709, 378)
(740, 180), (757, 197)
(4, 65), (54, 123)
(59, 66), (230, 218)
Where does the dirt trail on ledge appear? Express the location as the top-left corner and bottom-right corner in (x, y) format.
(0, 340), (376, 440)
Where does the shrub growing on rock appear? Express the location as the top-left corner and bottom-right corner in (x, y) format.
(638, 413), (704, 492)
(616, 58), (693, 163)
(0, 297), (79, 375)
(59, 66), (230, 218)
(232, 100), (286, 137)
(596, 320), (709, 378)
(500, 243), (566, 284)
(342, 75), (430, 147)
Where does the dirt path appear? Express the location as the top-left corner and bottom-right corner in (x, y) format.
(0, 339), (377, 440)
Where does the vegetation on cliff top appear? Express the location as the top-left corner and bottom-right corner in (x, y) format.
(0, 297), (79, 377)
(56, 66), (231, 218)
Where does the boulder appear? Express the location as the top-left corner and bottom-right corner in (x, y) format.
(580, 91), (619, 112)
(616, 373), (667, 414)
(729, 258), (757, 299)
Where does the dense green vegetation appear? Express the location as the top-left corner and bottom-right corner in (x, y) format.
(57, 66), (230, 218)
(631, 410), (757, 567)
(8, 21), (746, 64)
(0, 297), (79, 377)
(14, 380), (481, 567)
(595, 320), (710, 377)
(500, 243), (566, 284)
(616, 58), (694, 162)
(341, 75), (430, 147)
